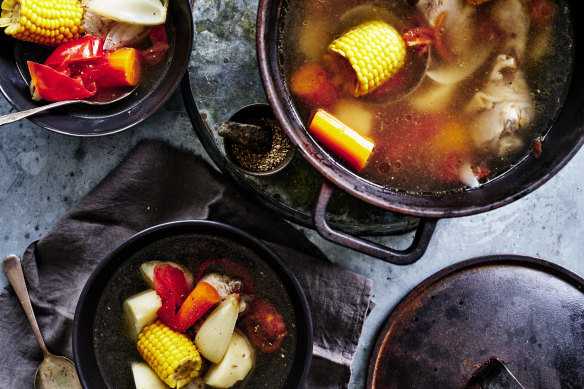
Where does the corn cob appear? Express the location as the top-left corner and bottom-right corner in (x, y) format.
(0, 0), (84, 46)
(137, 320), (202, 389)
(328, 20), (406, 97)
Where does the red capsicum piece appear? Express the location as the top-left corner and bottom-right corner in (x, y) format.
(44, 35), (105, 72)
(28, 61), (96, 102)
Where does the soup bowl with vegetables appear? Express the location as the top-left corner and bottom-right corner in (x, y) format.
(257, 0), (584, 263)
(73, 220), (312, 389)
(0, 0), (192, 135)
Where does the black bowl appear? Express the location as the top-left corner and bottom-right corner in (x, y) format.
(0, 0), (193, 136)
(73, 220), (312, 388)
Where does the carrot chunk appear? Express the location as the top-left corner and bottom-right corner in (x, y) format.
(308, 109), (374, 171)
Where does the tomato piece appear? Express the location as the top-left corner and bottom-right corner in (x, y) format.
(241, 299), (287, 353)
(140, 26), (170, 65)
(529, 0), (556, 28)
(290, 63), (338, 108)
(44, 36), (105, 71)
(27, 61), (96, 102)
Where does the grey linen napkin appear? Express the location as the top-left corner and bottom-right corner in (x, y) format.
(0, 140), (372, 389)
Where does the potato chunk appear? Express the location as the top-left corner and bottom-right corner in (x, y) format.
(123, 289), (162, 340)
(131, 361), (167, 389)
(205, 329), (255, 388)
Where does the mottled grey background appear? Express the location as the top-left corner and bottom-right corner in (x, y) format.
(1, 0), (584, 387)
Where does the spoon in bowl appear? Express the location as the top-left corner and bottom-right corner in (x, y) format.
(2, 254), (82, 389)
(0, 86), (137, 127)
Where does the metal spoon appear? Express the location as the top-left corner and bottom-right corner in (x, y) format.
(0, 87), (137, 127)
(2, 254), (82, 389)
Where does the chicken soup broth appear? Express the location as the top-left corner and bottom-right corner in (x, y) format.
(280, 0), (573, 193)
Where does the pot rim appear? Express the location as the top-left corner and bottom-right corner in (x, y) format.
(256, 0), (584, 218)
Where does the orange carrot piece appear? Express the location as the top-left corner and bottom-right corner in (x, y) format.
(174, 281), (221, 332)
(308, 109), (374, 171)
(96, 48), (141, 88)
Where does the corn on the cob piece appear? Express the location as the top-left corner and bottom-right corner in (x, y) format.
(328, 20), (406, 97)
(137, 320), (202, 389)
(0, 0), (84, 46)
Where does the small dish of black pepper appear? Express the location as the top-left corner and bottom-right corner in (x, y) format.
(219, 104), (295, 176)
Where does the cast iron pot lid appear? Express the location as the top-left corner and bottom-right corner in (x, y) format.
(367, 255), (584, 388)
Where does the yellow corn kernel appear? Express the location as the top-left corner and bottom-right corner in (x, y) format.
(137, 320), (202, 389)
(328, 20), (407, 97)
(0, 0), (83, 46)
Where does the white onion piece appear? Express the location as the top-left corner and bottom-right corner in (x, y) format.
(83, 0), (169, 26)
(104, 22), (149, 51)
(195, 294), (239, 364)
(458, 162), (480, 189)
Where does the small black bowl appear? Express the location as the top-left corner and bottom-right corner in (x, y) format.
(223, 104), (295, 176)
(73, 220), (312, 388)
(0, 0), (193, 136)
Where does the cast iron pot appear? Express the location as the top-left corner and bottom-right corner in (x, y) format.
(73, 220), (312, 389)
(257, 0), (584, 264)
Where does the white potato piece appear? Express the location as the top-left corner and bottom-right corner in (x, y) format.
(123, 289), (162, 340)
(332, 99), (373, 136)
(139, 261), (195, 290)
(131, 361), (168, 389)
(205, 330), (255, 388)
(195, 294), (240, 364)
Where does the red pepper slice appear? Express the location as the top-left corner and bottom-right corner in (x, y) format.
(153, 264), (192, 306)
(27, 61), (96, 102)
(44, 35), (104, 71)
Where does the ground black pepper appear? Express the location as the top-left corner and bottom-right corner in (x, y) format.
(227, 118), (292, 173)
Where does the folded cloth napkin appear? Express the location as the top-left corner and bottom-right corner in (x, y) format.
(0, 140), (372, 389)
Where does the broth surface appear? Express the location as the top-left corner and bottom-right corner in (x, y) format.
(281, 0), (573, 193)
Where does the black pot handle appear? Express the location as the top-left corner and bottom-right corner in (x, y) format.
(313, 180), (437, 265)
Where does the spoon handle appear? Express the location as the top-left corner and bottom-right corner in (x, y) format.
(0, 100), (77, 126)
(2, 254), (51, 356)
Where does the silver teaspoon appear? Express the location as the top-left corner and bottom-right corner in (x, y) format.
(2, 254), (82, 389)
(0, 86), (137, 127)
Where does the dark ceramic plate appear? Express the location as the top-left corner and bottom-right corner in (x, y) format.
(73, 220), (312, 389)
(0, 0), (192, 136)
